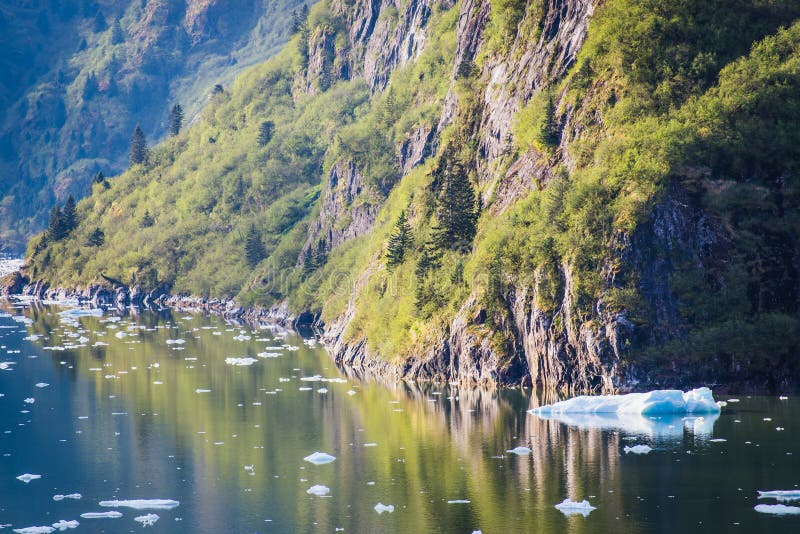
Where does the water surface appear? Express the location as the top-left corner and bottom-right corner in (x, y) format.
(0, 300), (798, 533)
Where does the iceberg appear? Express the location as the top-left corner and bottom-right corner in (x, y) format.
(506, 446), (532, 455)
(80, 512), (122, 519)
(554, 499), (596, 517)
(623, 445), (653, 455)
(50, 521), (78, 531)
(758, 490), (800, 502)
(16, 473), (41, 483)
(13, 527), (55, 534)
(307, 485), (331, 496)
(133, 514), (159, 527)
(53, 494), (82, 501)
(374, 503), (395, 514)
(224, 357), (258, 366)
(99, 499), (179, 510)
(754, 504), (800, 515)
(304, 452), (336, 465)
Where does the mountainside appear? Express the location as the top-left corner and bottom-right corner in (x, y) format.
(16, 0), (800, 393)
(0, 0), (305, 253)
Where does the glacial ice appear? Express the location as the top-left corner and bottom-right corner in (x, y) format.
(307, 485), (331, 496)
(506, 446), (532, 455)
(224, 357), (258, 366)
(758, 490), (800, 502)
(79, 512), (123, 519)
(99, 499), (179, 510)
(16, 473), (41, 483)
(53, 494), (82, 501)
(554, 499), (597, 517)
(133, 514), (159, 527)
(623, 445), (653, 455)
(374, 503), (395, 514)
(35, 383), (48, 388)
(23, 398), (34, 404)
(50, 520), (78, 531)
(754, 504), (800, 515)
(304, 452), (336, 465)
(12, 527), (55, 534)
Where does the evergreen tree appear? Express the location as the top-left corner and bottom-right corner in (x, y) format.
(257, 120), (274, 146)
(86, 227), (105, 247)
(93, 10), (107, 32)
(129, 125), (148, 166)
(432, 148), (478, 252)
(386, 210), (413, 269)
(245, 225), (267, 267)
(290, 9), (301, 33)
(298, 23), (309, 68)
(302, 248), (314, 276)
(62, 195), (77, 233)
(77, 37), (87, 52)
(81, 72), (97, 100)
(47, 206), (67, 241)
(110, 18), (124, 44)
(537, 92), (558, 148)
(168, 104), (184, 136)
(140, 210), (154, 228)
(414, 240), (441, 310)
(381, 87), (396, 125)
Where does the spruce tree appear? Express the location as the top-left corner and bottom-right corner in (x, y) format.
(257, 120), (274, 146)
(62, 195), (77, 233)
(414, 240), (441, 310)
(82, 72), (97, 100)
(129, 125), (148, 166)
(140, 210), (154, 228)
(47, 206), (67, 241)
(168, 104), (184, 136)
(245, 225), (267, 267)
(86, 227), (105, 247)
(386, 211), (413, 269)
(110, 18), (123, 44)
(93, 10), (107, 32)
(432, 149), (478, 252)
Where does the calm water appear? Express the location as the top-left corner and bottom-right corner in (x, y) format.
(0, 299), (798, 533)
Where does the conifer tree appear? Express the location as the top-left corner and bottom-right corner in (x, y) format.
(86, 227), (105, 247)
(140, 210), (154, 228)
(93, 10), (107, 32)
(47, 206), (67, 241)
(257, 120), (274, 146)
(432, 148), (478, 252)
(82, 72), (97, 100)
(110, 18), (123, 44)
(62, 195), (77, 233)
(129, 125), (148, 166)
(168, 104), (184, 136)
(414, 240), (441, 310)
(386, 210), (413, 269)
(245, 225), (267, 267)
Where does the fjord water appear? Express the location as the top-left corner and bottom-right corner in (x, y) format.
(0, 301), (798, 533)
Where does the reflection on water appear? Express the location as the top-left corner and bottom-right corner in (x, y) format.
(0, 300), (798, 533)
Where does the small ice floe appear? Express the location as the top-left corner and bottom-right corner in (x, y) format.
(224, 357), (257, 366)
(53, 493), (82, 501)
(307, 485), (330, 496)
(195, 389), (211, 394)
(754, 504), (800, 515)
(555, 499), (596, 517)
(779, 396), (789, 400)
(99, 499), (179, 510)
(758, 490), (800, 502)
(80, 512), (122, 519)
(258, 352), (281, 358)
(114, 331), (127, 339)
(244, 465), (254, 472)
(16, 473), (42, 483)
(317, 388), (328, 394)
(364, 443), (377, 447)
(347, 390), (357, 396)
(709, 438), (727, 443)
(374, 503), (394, 514)
(233, 334), (251, 341)
(12, 526), (56, 534)
(51, 520), (79, 531)
(447, 500), (470, 504)
(506, 446), (532, 455)
(727, 398), (740, 403)
(304, 452), (336, 465)
(35, 383), (49, 388)
(165, 339), (185, 345)
(134, 514), (159, 527)
(24, 398), (35, 404)
(624, 445), (653, 455)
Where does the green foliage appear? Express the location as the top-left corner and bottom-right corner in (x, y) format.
(169, 104), (184, 137)
(512, 89), (557, 152)
(129, 125), (148, 166)
(432, 144), (478, 252)
(86, 227), (105, 247)
(386, 210), (413, 269)
(245, 225), (267, 267)
(257, 120), (275, 146)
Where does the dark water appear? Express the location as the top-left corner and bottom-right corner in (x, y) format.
(0, 299), (798, 533)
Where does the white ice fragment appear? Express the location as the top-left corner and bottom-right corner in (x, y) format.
(317, 388), (328, 394)
(555, 499), (597, 517)
(307, 485), (330, 496)
(624, 445), (653, 455)
(754, 504), (800, 515)
(50, 520), (78, 531)
(364, 443), (377, 447)
(80, 512), (122, 519)
(114, 331), (127, 339)
(347, 390), (357, 396)
(258, 352), (281, 358)
(99, 499), (179, 510)
(165, 339), (185, 345)
(24, 397), (34, 404)
(134, 514), (159, 527)
(506, 446), (532, 455)
(195, 389), (211, 394)
(12, 527), (55, 534)
(758, 490), (800, 502)
(224, 357), (258, 366)
(16, 473), (41, 483)
(35, 383), (49, 388)
(779, 396), (789, 400)
(374, 503), (394, 514)
(304, 452), (336, 465)
(447, 500), (470, 504)
(53, 493), (82, 501)
(709, 438), (727, 443)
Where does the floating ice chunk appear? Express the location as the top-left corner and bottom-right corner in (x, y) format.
(447, 500), (470, 504)
(16, 473), (41, 483)
(374, 503), (394, 514)
(59, 308), (103, 318)
(754, 504), (800, 515)
(80, 512), (122, 519)
(233, 334), (251, 341)
(165, 339), (185, 345)
(35, 383), (49, 388)
(307, 485), (330, 496)
(224, 357), (258, 366)
(258, 352), (281, 358)
(53, 493), (82, 501)
(317, 388), (328, 394)
(709, 438), (727, 443)
(24, 398), (35, 404)
(624, 445), (653, 455)
(12, 527), (55, 534)
(195, 389), (211, 394)
(99, 500), (179, 510)
(779, 396), (789, 400)
(555, 499), (596, 517)
(134, 514), (159, 527)
(114, 331), (127, 339)
(364, 443), (377, 447)
(304, 452), (336, 465)
(347, 390), (356, 396)
(506, 446), (532, 455)
(50, 520), (78, 531)
(758, 490), (800, 502)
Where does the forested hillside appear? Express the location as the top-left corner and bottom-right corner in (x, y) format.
(20, 0), (800, 392)
(0, 0), (305, 252)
